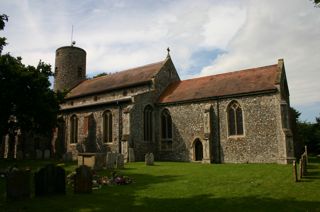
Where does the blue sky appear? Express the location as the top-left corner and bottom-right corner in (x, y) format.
(1, 0), (320, 122)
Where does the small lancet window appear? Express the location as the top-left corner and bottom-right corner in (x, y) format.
(161, 109), (173, 150)
(103, 110), (113, 143)
(70, 115), (78, 143)
(144, 105), (153, 142)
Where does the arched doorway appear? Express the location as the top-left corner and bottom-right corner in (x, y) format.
(194, 139), (203, 161)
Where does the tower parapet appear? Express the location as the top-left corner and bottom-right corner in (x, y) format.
(54, 46), (86, 92)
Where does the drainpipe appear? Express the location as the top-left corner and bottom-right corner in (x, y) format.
(117, 101), (122, 154)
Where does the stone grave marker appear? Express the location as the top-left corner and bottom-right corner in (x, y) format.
(6, 168), (31, 200)
(44, 149), (50, 159)
(106, 152), (117, 170)
(74, 165), (92, 193)
(35, 164), (66, 196)
(116, 154), (124, 169)
(36, 149), (42, 159)
(145, 153), (154, 166)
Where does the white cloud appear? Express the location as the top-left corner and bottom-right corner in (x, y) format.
(201, 0), (320, 108)
(1, 0), (319, 120)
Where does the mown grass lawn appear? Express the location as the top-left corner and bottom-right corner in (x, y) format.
(0, 158), (319, 212)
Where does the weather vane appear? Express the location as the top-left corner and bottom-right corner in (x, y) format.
(71, 25), (76, 46)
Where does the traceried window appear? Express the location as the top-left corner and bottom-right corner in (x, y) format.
(70, 115), (78, 143)
(144, 105), (153, 142)
(227, 101), (244, 136)
(103, 110), (113, 143)
(161, 109), (172, 150)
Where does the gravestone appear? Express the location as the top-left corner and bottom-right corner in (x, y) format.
(44, 149), (50, 159)
(16, 151), (23, 160)
(63, 152), (73, 161)
(145, 153), (154, 166)
(106, 152), (117, 170)
(6, 168), (31, 200)
(74, 165), (92, 193)
(116, 154), (124, 169)
(128, 148), (135, 162)
(34, 164), (66, 196)
(36, 149), (42, 159)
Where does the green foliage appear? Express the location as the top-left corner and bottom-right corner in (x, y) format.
(293, 107), (320, 154)
(0, 14), (8, 54)
(0, 14), (63, 139)
(1, 160), (320, 211)
(92, 72), (109, 78)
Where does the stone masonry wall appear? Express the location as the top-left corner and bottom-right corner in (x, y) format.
(159, 92), (286, 163)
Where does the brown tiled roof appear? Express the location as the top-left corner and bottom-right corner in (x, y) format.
(66, 60), (166, 99)
(159, 64), (279, 104)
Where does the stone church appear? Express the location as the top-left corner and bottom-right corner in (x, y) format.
(54, 45), (294, 164)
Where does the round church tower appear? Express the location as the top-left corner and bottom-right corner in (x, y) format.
(54, 46), (86, 92)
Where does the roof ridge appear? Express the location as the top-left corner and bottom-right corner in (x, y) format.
(180, 64), (278, 83)
(85, 59), (166, 82)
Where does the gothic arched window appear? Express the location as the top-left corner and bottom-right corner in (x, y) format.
(161, 109), (172, 150)
(103, 110), (113, 143)
(227, 101), (244, 136)
(70, 115), (78, 143)
(144, 105), (153, 142)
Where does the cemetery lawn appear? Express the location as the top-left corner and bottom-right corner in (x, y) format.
(0, 158), (320, 212)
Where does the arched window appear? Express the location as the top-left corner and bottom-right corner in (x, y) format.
(70, 115), (78, 143)
(103, 110), (113, 143)
(227, 101), (244, 136)
(144, 105), (153, 142)
(161, 109), (172, 150)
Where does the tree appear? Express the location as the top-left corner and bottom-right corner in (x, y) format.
(0, 14), (63, 158)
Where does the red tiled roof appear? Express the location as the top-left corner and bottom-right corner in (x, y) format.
(66, 60), (166, 99)
(158, 64), (279, 104)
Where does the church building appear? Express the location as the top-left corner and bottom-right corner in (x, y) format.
(54, 45), (295, 164)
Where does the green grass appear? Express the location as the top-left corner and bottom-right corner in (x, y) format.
(0, 158), (320, 212)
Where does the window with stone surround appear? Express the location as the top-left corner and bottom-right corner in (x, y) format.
(161, 109), (172, 150)
(281, 101), (289, 129)
(144, 105), (153, 142)
(103, 110), (113, 143)
(70, 115), (78, 143)
(227, 101), (244, 136)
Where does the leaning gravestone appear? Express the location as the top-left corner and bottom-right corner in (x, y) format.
(106, 152), (117, 170)
(116, 154), (125, 169)
(34, 164), (66, 196)
(74, 165), (92, 193)
(6, 168), (31, 200)
(145, 153), (154, 166)
(36, 149), (42, 159)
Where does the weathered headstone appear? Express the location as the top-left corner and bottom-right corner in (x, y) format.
(74, 165), (92, 193)
(63, 152), (73, 161)
(145, 153), (154, 166)
(6, 168), (31, 200)
(36, 149), (42, 159)
(116, 154), (125, 169)
(293, 160), (298, 182)
(106, 152), (117, 170)
(34, 164), (66, 196)
(128, 148), (135, 162)
(44, 149), (50, 159)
